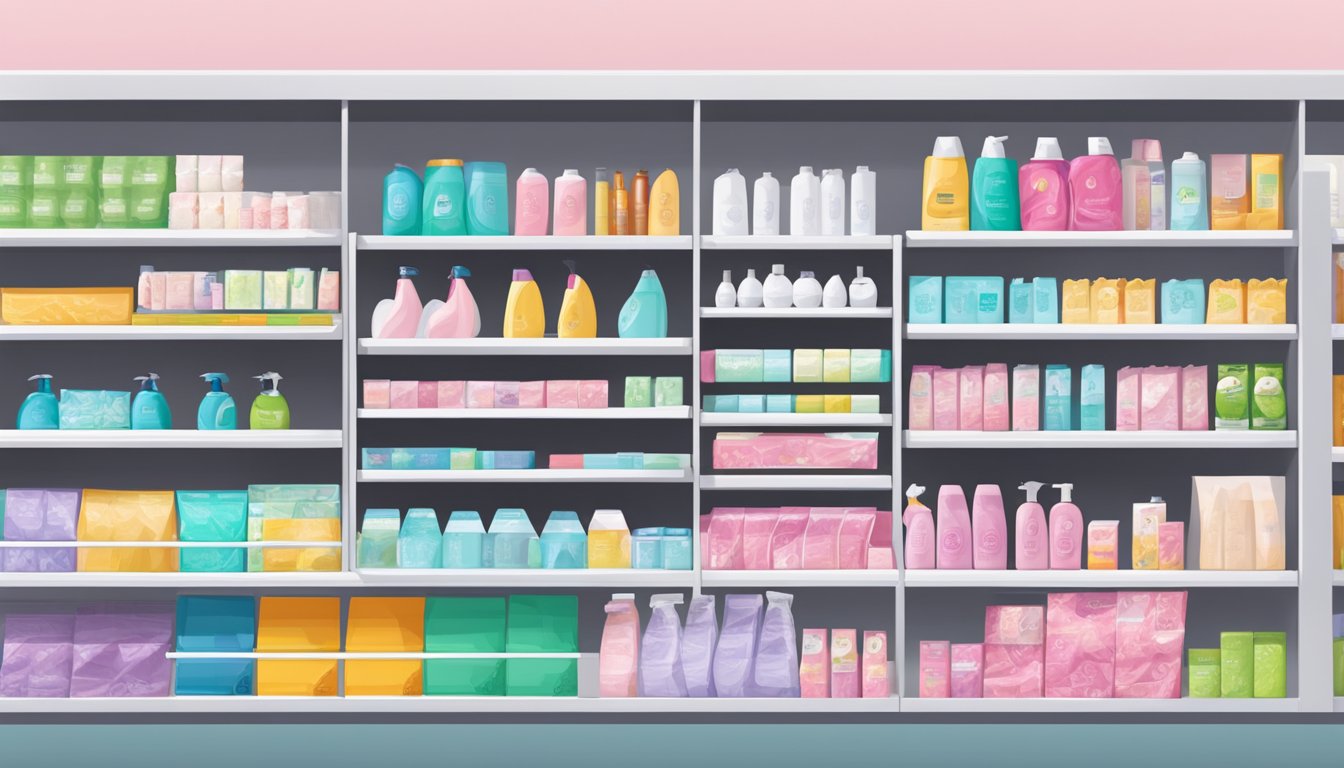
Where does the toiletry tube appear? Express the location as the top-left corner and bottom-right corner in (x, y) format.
(983, 363), (1009, 431)
(168, 192), (198, 230)
(221, 155), (244, 193)
(175, 155), (198, 193)
(1011, 364), (1039, 431)
(197, 155), (223, 193)
(932, 367), (960, 430)
(919, 640), (951, 698)
(959, 365), (984, 431)
(908, 366), (935, 430)
(198, 192), (225, 229)
(950, 643), (984, 698)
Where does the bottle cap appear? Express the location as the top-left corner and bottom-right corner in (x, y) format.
(799, 166), (813, 175)
(1088, 137), (1114, 156)
(931, 137), (965, 159)
(1032, 138), (1064, 161)
(1019, 481), (1045, 502)
(799, 271), (815, 279)
(722, 269), (732, 282)
(1150, 496), (1164, 503)
(1178, 151), (1200, 162)
(981, 136), (1008, 159)
(512, 268), (534, 281)
(427, 159), (463, 167)
(761, 171), (773, 178)
(1142, 140), (1163, 162)
(772, 264), (785, 275)
(451, 265), (472, 279)
(398, 265), (419, 278)
(1052, 482), (1074, 502)
(746, 268), (757, 278)
(905, 484), (927, 502)
(27, 374), (52, 381)
(856, 165), (870, 172)
(563, 169), (579, 176)
(612, 593), (635, 601)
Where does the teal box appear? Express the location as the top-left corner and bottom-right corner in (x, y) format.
(58, 389), (131, 429)
(654, 377), (683, 407)
(1162, 279), (1205, 324)
(505, 595), (579, 696)
(1033, 277), (1059, 323)
(715, 349), (764, 382)
(702, 395), (718, 412)
(944, 276), (980, 323)
(850, 349), (882, 383)
(177, 490), (248, 572)
(1043, 364), (1073, 431)
(642, 453), (690, 470)
(1009, 278), (1033, 323)
(975, 276), (1005, 323)
(766, 394), (793, 413)
(908, 276), (943, 324)
(763, 349), (792, 383)
(478, 450), (536, 470)
(1080, 364), (1106, 431)
(174, 596), (256, 696)
(584, 453), (639, 470)
(711, 395), (739, 413)
(879, 350), (892, 383)
(739, 394), (765, 413)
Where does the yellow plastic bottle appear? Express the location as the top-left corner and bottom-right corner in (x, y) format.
(1246, 154), (1284, 230)
(921, 136), (969, 231)
(503, 268), (545, 338)
(588, 509), (631, 568)
(648, 169), (680, 236)
(557, 259), (597, 338)
(595, 167), (611, 236)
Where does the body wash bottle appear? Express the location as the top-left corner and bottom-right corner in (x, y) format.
(421, 158), (466, 236)
(557, 260), (597, 338)
(713, 169), (748, 236)
(1169, 152), (1209, 231)
(793, 271), (823, 308)
(422, 265), (480, 338)
(1048, 483), (1083, 569)
(618, 269), (668, 338)
(936, 484), (973, 569)
(197, 372), (236, 430)
(753, 172), (780, 235)
(823, 274), (847, 308)
(131, 373), (171, 430)
(552, 169), (587, 236)
(971, 484), (1007, 569)
(17, 374), (58, 429)
(790, 166), (821, 235)
(903, 484), (935, 569)
(762, 264), (793, 308)
(1122, 140), (1153, 231)
(971, 136), (1020, 231)
(848, 267), (877, 308)
(821, 168), (846, 235)
(1019, 138), (1070, 231)
(382, 164), (422, 236)
(250, 372), (290, 430)
(648, 169), (680, 236)
(850, 165), (877, 236)
(737, 269), (763, 308)
(503, 268), (546, 338)
(922, 137), (969, 231)
(1068, 137), (1123, 231)
(715, 270), (737, 308)
(1015, 481), (1049, 570)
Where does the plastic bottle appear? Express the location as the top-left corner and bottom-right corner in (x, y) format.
(1015, 481), (1049, 570)
(421, 265), (480, 338)
(131, 373), (171, 430)
(848, 266), (877, 308)
(557, 259), (597, 338)
(713, 169), (748, 236)
(17, 374), (58, 430)
(599, 594), (640, 697)
(793, 271), (823, 308)
(820, 168), (846, 235)
(971, 484), (1007, 569)
(1169, 152), (1209, 231)
(371, 265), (423, 339)
(464, 161), (509, 236)
(248, 373), (289, 430)
(1049, 483), (1083, 570)
(790, 166), (821, 235)
(715, 269), (737, 308)
(936, 484), (972, 569)
(514, 167), (549, 236)
(594, 167), (611, 236)
(640, 593), (688, 697)
(1068, 137), (1123, 231)
(1122, 140), (1152, 231)
(540, 511), (587, 568)
(589, 509), (631, 568)
(753, 171), (780, 235)
(762, 264), (793, 308)
(748, 591), (799, 697)
(681, 594), (719, 696)
(632, 169), (650, 235)
(552, 169), (587, 236)
(1019, 138), (1070, 231)
(398, 508), (443, 568)
(612, 171), (630, 235)
(196, 373), (236, 430)
(484, 508), (539, 568)
(617, 268), (668, 338)
(441, 510), (486, 568)
(902, 484), (936, 569)
(736, 269), (763, 308)
(922, 137), (969, 231)
(382, 164), (422, 236)
(503, 268), (545, 338)
(850, 165), (877, 236)
(971, 136), (1021, 231)
(1143, 140), (1167, 230)
(649, 169), (680, 236)
(421, 159), (466, 236)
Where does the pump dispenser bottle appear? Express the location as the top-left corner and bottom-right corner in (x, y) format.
(753, 172), (780, 235)
(736, 269), (763, 308)
(715, 270), (737, 308)
(1019, 138), (1070, 231)
(371, 265), (423, 339)
(422, 265), (481, 338)
(848, 266), (877, 308)
(17, 374), (58, 429)
(557, 259), (597, 338)
(1015, 481), (1049, 570)
(250, 372), (290, 430)
(902, 484), (936, 569)
(1049, 482), (1083, 569)
(131, 373), (171, 430)
(197, 373), (236, 430)
(762, 264), (793, 308)
(972, 484), (1007, 569)
(936, 484), (973, 569)
(972, 136), (1021, 231)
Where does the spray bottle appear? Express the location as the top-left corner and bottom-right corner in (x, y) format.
(197, 373), (236, 430)
(250, 372), (290, 430)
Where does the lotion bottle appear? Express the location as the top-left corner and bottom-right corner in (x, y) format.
(713, 169), (748, 236)
(1049, 482), (1083, 569)
(936, 484), (972, 569)
(715, 270), (737, 308)
(648, 169), (680, 236)
(736, 268), (763, 308)
(1068, 137), (1123, 231)
(902, 484), (936, 569)
(848, 266), (877, 308)
(762, 264), (793, 308)
(820, 168), (845, 235)
(552, 169), (587, 236)
(557, 259), (597, 338)
(971, 136), (1021, 231)
(822, 275), (847, 308)
(753, 172), (780, 235)
(793, 271), (822, 308)
(790, 166), (821, 235)
(850, 165), (877, 236)
(971, 484), (1007, 569)
(514, 167), (549, 235)
(1015, 481), (1049, 570)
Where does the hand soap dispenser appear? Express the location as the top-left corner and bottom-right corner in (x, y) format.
(558, 259), (598, 338)
(848, 266), (877, 308)
(1049, 482), (1083, 569)
(715, 270), (737, 308)
(250, 372), (290, 430)
(618, 268), (668, 338)
(131, 373), (172, 430)
(421, 265), (480, 338)
(1015, 481), (1049, 570)
(972, 136), (1021, 231)
(902, 484), (935, 569)
(936, 484), (973, 569)
(971, 484), (1007, 569)
(371, 265), (423, 339)
(736, 269), (763, 308)
(197, 372), (236, 430)
(503, 268), (546, 338)
(762, 264), (793, 308)
(17, 374), (58, 430)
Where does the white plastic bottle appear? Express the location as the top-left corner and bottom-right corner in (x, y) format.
(713, 169), (748, 236)
(753, 172), (780, 235)
(736, 268), (763, 308)
(822, 274), (848, 308)
(848, 266), (877, 308)
(793, 271), (822, 308)
(714, 269), (737, 308)
(762, 264), (793, 308)
(790, 166), (821, 236)
(850, 165), (877, 236)
(820, 168), (845, 235)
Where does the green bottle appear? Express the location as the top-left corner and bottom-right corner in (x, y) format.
(971, 136), (1021, 231)
(249, 372), (290, 430)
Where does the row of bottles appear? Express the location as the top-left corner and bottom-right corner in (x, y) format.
(713, 166), (877, 236)
(714, 266), (877, 309)
(902, 482), (1081, 570)
(17, 372), (289, 430)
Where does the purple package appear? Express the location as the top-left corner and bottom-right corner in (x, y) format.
(493, 381), (521, 408)
(3, 489), (81, 572)
(69, 605), (174, 697)
(712, 593), (763, 697)
(0, 613), (76, 697)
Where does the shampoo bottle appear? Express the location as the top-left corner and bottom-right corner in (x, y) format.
(17, 374), (58, 430)
(595, 168), (611, 235)
(737, 269), (764, 308)
(971, 484), (1007, 569)
(382, 164), (422, 236)
(1068, 137), (1123, 231)
(793, 271), (823, 308)
(762, 264), (793, 308)
(936, 484), (973, 569)
(196, 372), (236, 430)
(558, 259), (597, 338)
(552, 169), (587, 236)
(848, 266), (877, 308)
(503, 268), (546, 338)
(648, 169), (680, 236)
(713, 169), (748, 236)
(1048, 482), (1083, 569)
(1169, 152), (1209, 231)
(850, 165), (877, 236)
(464, 161), (509, 236)
(1019, 138), (1070, 231)
(971, 136), (1021, 231)
(514, 167), (549, 236)
(922, 137), (969, 231)
(422, 265), (481, 338)
(715, 270), (737, 308)
(632, 170), (650, 235)
(613, 171), (630, 235)
(131, 373), (171, 430)
(371, 265), (423, 339)
(822, 274), (848, 308)
(902, 484), (936, 569)
(618, 269), (668, 338)
(753, 171), (780, 235)
(250, 372), (290, 430)
(1122, 140), (1152, 231)
(1015, 481), (1049, 570)
(820, 168), (846, 235)
(790, 166), (821, 235)
(421, 158), (466, 236)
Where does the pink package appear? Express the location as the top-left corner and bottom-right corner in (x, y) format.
(1116, 367), (1141, 431)
(932, 367), (960, 430)
(417, 381), (438, 409)
(548, 454), (584, 469)
(317, 270), (340, 311)
(165, 272), (194, 310)
(192, 272), (212, 310)
(363, 380), (390, 409)
(546, 380), (580, 409)
(951, 643), (985, 697)
(467, 380), (495, 408)
(1043, 592), (1117, 698)
(390, 381), (418, 409)
(700, 351), (716, 383)
(831, 629), (860, 699)
(1011, 365), (1040, 431)
(919, 640), (951, 698)
(1114, 590), (1187, 699)
(579, 380), (608, 409)
(838, 508), (877, 569)
(1180, 364), (1208, 431)
(801, 508), (845, 569)
(1159, 522), (1185, 569)
(983, 363), (1010, 431)
(519, 381), (546, 409)
(863, 631), (890, 699)
(711, 433), (878, 470)
(741, 508), (780, 570)
(867, 510), (894, 569)
(983, 605), (1045, 698)
(769, 508), (810, 570)
(494, 381), (520, 408)
(801, 628), (829, 698)
(908, 365), (935, 430)
(437, 381), (465, 409)
(706, 507), (745, 570)
(959, 365), (985, 431)
(1140, 366), (1180, 431)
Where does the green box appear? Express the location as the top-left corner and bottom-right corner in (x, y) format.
(506, 595), (578, 697)
(654, 377), (683, 407)
(623, 376), (652, 408)
(1188, 649), (1222, 698)
(224, 270), (263, 310)
(424, 596), (506, 696)
(1220, 631), (1254, 698)
(793, 349), (823, 383)
(1253, 632), (1287, 698)
(850, 349), (882, 383)
(29, 156), (64, 228)
(450, 448), (477, 471)
(851, 394), (880, 413)
(715, 349), (764, 383)
(0, 156), (31, 228)
(1215, 364), (1249, 430)
(1335, 638), (1344, 697)
(1250, 363), (1286, 431)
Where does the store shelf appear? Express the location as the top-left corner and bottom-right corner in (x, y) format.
(356, 569), (695, 588)
(1333, 571), (1344, 586)
(905, 570), (1298, 589)
(700, 474), (891, 491)
(902, 698), (1299, 714)
(700, 307), (893, 319)
(904, 430), (1297, 449)
(0, 229), (343, 247)
(903, 230), (1296, 248)
(1333, 228), (1344, 245)
(0, 572), (360, 588)
(906, 324), (1296, 341)
(701, 413), (892, 428)
(700, 235), (894, 250)
(0, 429), (342, 449)
(359, 407), (691, 420)
(1333, 448), (1344, 463)
(0, 320), (342, 341)
(356, 235), (691, 251)
(701, 570), (900, 588)
(358, 469), (694, 483)
(358, 337), (693, 356)
(1332, 325), (1344, 340)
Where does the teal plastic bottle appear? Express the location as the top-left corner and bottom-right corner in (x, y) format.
(464, 161), (509, 236)
(17, 374), (59, 429)
(399, 508), (443, 568)
(972, 136), (1021, 231)
(197, 372), (237, 430)
(618, 269), (668, 338)
(484, 508), (539, 568)
(131, 373), (172, 430)
(422, 159), (466, 236)
(382, 164), (423, 236)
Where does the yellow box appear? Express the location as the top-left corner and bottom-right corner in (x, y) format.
(1061, 279), (1090, 324)
(824, 395), (852, 413)
(1087, 521), (1118, 570)
(345, 597), (426, 696)
(1206, 279), (1246, 324)
(1245, 154), (1284, 230)
(794, 395), (825, 413)
(1, 287), (134, 325)
(1089, 278), (1124, 324)
(76, 489), (177, 572)
(1123, 279), (1156, 324)
(260, 518), (341, 572)
(823, 349), (851, 383)
(256, 597), (341, 696)
(793, 349), (823, 383)
(1246, 278), (1288, 324)
(1131, 500), (1166, 570)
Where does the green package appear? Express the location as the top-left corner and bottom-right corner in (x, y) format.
(1334, 638), (1344, 697)
(224, 270), (263, 310)
(715, 349), (764, 383)
(263, 271), (290, 310)
(505, 595), (578, 697)
(245, 484), (340, 571)
(176, 490), (248, 573)
(850, 349), (882, 383)
(60, 156), (98, 229)
(0, 156), (32, 228)
(654, 376), (683, 407)
(425, 597), (506, 696)
(1220, 631), (1254, 698)
(29, 155), (64, 228)
(130, 156), (172, 228)
(98, 156), (132, 228)
(851, 394), (880, 413)
(624, 376), (652, 408)
(1250, 363), (1286, 431)
(1188, 649), (1222, 698)
(1215, 364), (1250, 430)
(1253, 632), (1287, 698)
(356, 509), (400, 568)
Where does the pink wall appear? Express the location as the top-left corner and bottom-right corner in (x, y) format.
(3, 0), (1342, 70)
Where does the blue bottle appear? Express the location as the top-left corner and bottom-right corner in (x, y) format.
(131, 373), (172, 430)
(540, 511), (587, 569)
(382, 164), (423, 236)
(196, 372), (236, 430)
(398, 508), (443, 568)
(441, 510), (485, 568)
(464, 161), (509, 236)
(484, 508), (539, 568)
(422, 159), (467, 236)
(617, 269), (668, 338)
(17, 374), (59, 429)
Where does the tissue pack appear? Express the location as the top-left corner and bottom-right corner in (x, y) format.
(1114, 591), (1187, 698)
(983, 605), (1044, 698)
(70, 606), (174, 698)
(1043, 592), (1117, 698)
(0, 613), (76, 697)
(711, 432), (878, 470)
(76, 489), (177, 572)
(2, 488), (80, 572)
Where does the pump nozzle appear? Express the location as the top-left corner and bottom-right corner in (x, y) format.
(855, 266), (865, 278)
(651, 593), (686, 606)
(133, 373), (161, 391)
(398, 266), (419, 279)
(450, 265), (471, 280)
(1019, 481), (1045, 502)
(253, 372), (283, 393)
(905, 484), (927, 504)
(981, 136), (1008, 159)
(27, 374), (53, 394)
(200, 372), (229, 392)
(1052, 483), (1074, 503)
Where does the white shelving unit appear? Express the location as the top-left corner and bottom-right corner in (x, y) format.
(0, 229), (344, 247)
(700, 413), (892, 427)
(904, 570), (1299, 589)
(356, 234), (692, 251)
(701, 307), (893, 319)
(358, 407), (691, 420)
(356, 569), (696, 588)
(0, 322), (343, 341)
(0, 429), (343, 449)
(701, 570), (901, 588)
(357, 337), (693, 356)
(699, 474), (892, 491)
(356, 469), (693, 483)
(904, 431), (1298, 449)
(903, 230), (1297, 248)
(905, 324), (1297, 341)
(700, 235), (894, 250)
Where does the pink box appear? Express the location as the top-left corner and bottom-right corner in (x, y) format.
(741, 508), (779, 570)
(863, 631), (890, 699)
(494, 381), (520, 408)
(548, 454), (584, 469)
(467, 381), (496, 408)
(1158, 522), (1185, 570)
(983, 363), (1010, 432)
(519, 381), (546, 408)
(959, 365), (985, 431)
(363, 380), (390, 409)
(951, 643), (984, 698)
(838, 508), (877, 569)
(1011, 365), (1039, 432)
(545, 380), (580, 409)
(831, 629), (859, 698)
(932, 367), (960, 430)
(801, 508), (845, 569)
(712, 433), (878, 470)
(437, 381), (465, 409)
(801, 628), (829, 698)
(983, 605), (1044, 698)
(700, 351), (716, 383)
(1180, 365), (1208, 431)
(1043, 592), (1117, 698)
(417, 381), (438, 409)
(579, 380), (608, 409)
(705, 507), (745, 570)
(1116, 367), (1140, 431)
(390, 381), (418, 409)
(919, 640), (951, 698)
(1140, 366), (1180, 431)
(1114, 591), (1187, 699)
(769, 508), (810, 570)
(908, 365), (935, 431)
(166, 272), (194, 310)
(317, 270), (340, 311)
(867, 510), (894, 569)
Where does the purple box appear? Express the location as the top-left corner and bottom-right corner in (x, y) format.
(2, 489), (81, 572)
(0, 613), (75, 697)
(69, 605), (174, 697)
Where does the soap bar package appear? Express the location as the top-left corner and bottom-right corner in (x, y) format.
(70, 605), (174, 697)
(1033, 277), (1059, 323)
(1253, 631), (1287, 698)
(176, 490), (248, 572)
(862, 631), (890, 698)
(1161, 279), (1205, 324)
(959, 365), (984, 431)
(943, 276), (980, 323)
(0, 613), (75, 697)
(1061, 279), (1090, 324)
(951, 643), (984, 698)
(579, 380), (608, 409)
(654, 377), (683, 406)
(1087, 521), (1118, 570)
(1011, 364), (1039, 431)
(425, 596), (506, 696)
(1250, 363), (1286, 430)
(1246, 278), (1287, 325)
(793, 349), (822, 383)
(1188, 649), (1222, 698)
(256, 597), (340, 696)
(1090, 278), (1124, 323)
(1140, 366), (1180, 431)
(1008, 278), (1032, 324)
(1043, 364), (1072, 431)
(506, 595), (579, 696)
(345, 597), (426, 696)
(1043, 592), (1117, 698)
(763, 349), (792, 383)
(983, 605), (1044, 698)
(2, 488), (80, 572)
(1220, 631), (1254, 698)
(1116, 367), (1140, 430)
(932, 367), (959, 430)
(1124, 278), (1156, 324)
(2, 286), (135, 325)
(908, 365), (934, 430)
(1215, 364), (1251, 430)
(1114, 591), (1187, 698)
(1080, 364), (1105, 431)
(1181, 364), (1209, 431)
(850, 349), (883, 383)
(823, 349), (851, 383)
(908, 276), (943, 324)
(830, 628), (860, 698)
(983, 363), (1009, 431)
(716, 349), (765, 383)
(1159, 522), (1185, 569)
(174, 596), (256, 696)
(623, 376), (652, 408)
(919, 640), (951, 698)
(1206, 279), (1245, 324)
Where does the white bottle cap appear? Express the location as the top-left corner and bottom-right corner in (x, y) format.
(722, 269), (732, 282)
(1088, 137), (1114, 156)
(1052, 482), (1074, 502)
(1178, 151), (1200, 162)
(613, 593), (635, 600)
(932, 137), (965, 159)
(856, 165), (870, 173)
(523, 167), (539, 174)
(762, 171), (773, 178)
(772, 264), (785, 275)
(1129, 139), (1148, 160)
(799, 166), (813, 175)
(855, 266), (865, 278)
(1032, 138), (1064, 161)
(981, 136), (1008, 159)
(746, 269), (757, 278)
(562, 168), (579, 175)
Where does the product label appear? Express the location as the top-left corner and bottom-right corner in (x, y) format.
(33, 171), (56, 186)
(432, 193), (455, 218)
(977, 292), (999, 314)
(855, 200), (870, 222)
(802, 633), (824, 655)
(1255, 174), (1279, 208)
(0, 171), (18, 185)
(826, 192), (842, 221)
(934, 192), (956, 206)
(557, 193), (581, 227)
(102, 171), (124, 186)
(865, 635), (885, 655)
(388, 187), (411, 220)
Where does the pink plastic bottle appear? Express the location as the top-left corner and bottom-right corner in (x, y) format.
(599, 593), (639, 697)
(514, 167), (550, 235)
(552, 169), (587, 236)
(1048, 482), (1083, 569)
(936, 485), (973, 569)
(423, 265), (481, 338)
(1068, 137), (1123, 230)
(1019, 137), (1070, 231)
(902, 484), (936, 570)
(1015, 481), (1049, 570)
(971, 484), (1007, 569)
(371, 265), (423, 339)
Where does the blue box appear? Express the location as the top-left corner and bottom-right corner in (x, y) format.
(1162, 279), (1205, 324)
(1033, 277), (1059, 323)
(763, 349), (792, 383)
(1009, 278), (1033, 323)
(1080, 364), (1106, 431)
(944, 276), (980, 323)
(766, 394), (793, 413)
(907, 276), (943, 324)
(174, 596), (256, 696)
(738, 394), (765, 413)
(477, 450), (536, 470)
(1043, 365), (1073, 431)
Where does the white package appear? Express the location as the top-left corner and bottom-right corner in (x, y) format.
(286, 194), (310, 230)
(175, 155), (199, 193)
(197, 155), (223, 193)
(221, 155), (244, 193)
(168, 192), (198, 230)
(223, 192), (242, 229)
(198, 192), (225, 229)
